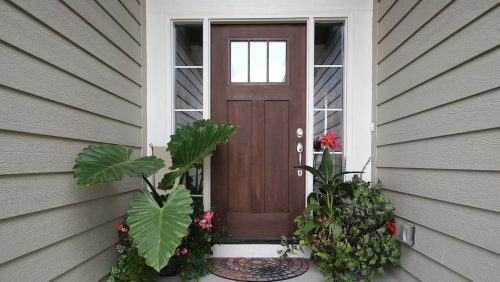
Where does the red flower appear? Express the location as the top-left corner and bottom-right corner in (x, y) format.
(321, 131), (342, 150)
(181, 248), (188, 255)
(386, 218), (396, 234)
(175, 248), (181, 256)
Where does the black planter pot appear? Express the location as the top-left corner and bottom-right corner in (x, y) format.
(159, 258), (180, 277)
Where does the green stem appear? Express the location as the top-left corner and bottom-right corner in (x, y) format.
(142, 176), (163, 207)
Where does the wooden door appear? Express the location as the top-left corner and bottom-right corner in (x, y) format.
(211, 24), (306, 239)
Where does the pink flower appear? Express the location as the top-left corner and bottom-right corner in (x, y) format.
(181, 248), (188, 255)
(203, 210), (214, 221)
(121, 227), (128, 233)
(193, 218), (200, 223)
(175, 248), (181, 256)
(117, 224), (124, 231)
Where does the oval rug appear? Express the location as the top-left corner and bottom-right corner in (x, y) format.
(208, 257), (309, 281)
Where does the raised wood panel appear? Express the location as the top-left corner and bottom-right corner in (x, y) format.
(376, 0), (397, 21)
(378, 129), (500, 171)
(0, 87), (142, 147)
(377, 46), (500, 124)
(0, 219), (122, 282)
(0, 44), (142, 123)
(384, 191), (500, 255)
(0, 1), (142, 106)
(399, 245), (468, 282)
(0, 192), (133, 265)
(227, 101), (252, 213)
(379, 168), (500, 213)
(120, 0), (141, 24)
(377, 88), (500, 145)
(265, 101), (289, 213)
(97, 0), (141, 43)
(377, 0), (419, 42)
(377, 0), (452, 63)
(10, 0), (141, 83)
(0, 173), (140, 220)
(62, 0), (141, 64)
(378, 0), (499, 79)
(52, 245), (117, 282)
(0, 131), (138, 175)
(378, 5), (500, 103)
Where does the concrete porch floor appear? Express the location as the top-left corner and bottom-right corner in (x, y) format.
(158, 262), (328, 282)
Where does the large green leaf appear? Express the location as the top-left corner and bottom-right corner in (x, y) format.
(73, 144), (165, 186)
(321, 148), (334, 183)
(127, 186), (193, 271)
(167, 120), (237, 171)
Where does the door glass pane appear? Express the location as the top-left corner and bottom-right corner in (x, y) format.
(231, 42), (248, 83)
(175, 111), (203, 129)
(314, 23), (343, 65)
(314, 67), (343, 109)
(174, 24), (203, 66)
(249, 41), (267, 82)
(175, 68), (203, 109)
(269, 41), (286, 82)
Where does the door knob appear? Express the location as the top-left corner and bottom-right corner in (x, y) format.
(297, 142), (303, 177)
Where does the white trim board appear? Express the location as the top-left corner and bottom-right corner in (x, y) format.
(146, 0), (373, 253)
(212, 244), (311, 258)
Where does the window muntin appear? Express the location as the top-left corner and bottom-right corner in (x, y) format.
(173, 22), (204, 208)
(230, 40), (287, 83)
(313, 22), (344, 173)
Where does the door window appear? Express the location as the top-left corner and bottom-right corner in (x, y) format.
(230, 40), (287, 83)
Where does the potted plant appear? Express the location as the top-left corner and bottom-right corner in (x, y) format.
(279, 131), (400, 281)
(73, 120), (236, 278)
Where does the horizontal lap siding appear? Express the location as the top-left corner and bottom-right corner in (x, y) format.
(0, 0), (146, 280)
(373, 0), (500, 281)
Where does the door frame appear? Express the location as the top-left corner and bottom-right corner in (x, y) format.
(165, 16), (351, 210)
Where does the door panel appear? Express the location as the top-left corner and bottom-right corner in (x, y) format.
(211, 24), (306, 238)
(265, 101), (289, 213)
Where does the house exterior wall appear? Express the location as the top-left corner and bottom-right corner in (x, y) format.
(0, 0), (146, 280)
(373, 0), (500, 281)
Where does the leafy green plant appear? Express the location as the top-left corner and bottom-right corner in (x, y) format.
(174, 206), (223, 282)
(280, 131), (400, 281)
(73, 119), (236, 272)
(108, 226), (158, 282)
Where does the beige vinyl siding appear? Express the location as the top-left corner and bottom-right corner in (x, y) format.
(373, 0), (500, 281)
(0, 0), (146, 281)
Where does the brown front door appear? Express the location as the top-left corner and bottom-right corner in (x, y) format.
(211, 24), (306, 239)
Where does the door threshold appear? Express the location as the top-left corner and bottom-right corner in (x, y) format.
(212, 243), (310, 258)
(222, 238), (297, 244)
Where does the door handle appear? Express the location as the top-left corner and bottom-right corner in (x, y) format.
(297, 142), (303, 177)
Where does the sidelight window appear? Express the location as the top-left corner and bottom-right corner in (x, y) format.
(313, 22), (344, 173)
(173, 22), (204, 208)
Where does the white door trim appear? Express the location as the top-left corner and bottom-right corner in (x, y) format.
(147, 1), (373, 255)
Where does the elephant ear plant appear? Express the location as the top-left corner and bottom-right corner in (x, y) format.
(73, 120), (236, 272)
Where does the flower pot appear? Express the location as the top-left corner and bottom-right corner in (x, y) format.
(159, 257), (180, 277)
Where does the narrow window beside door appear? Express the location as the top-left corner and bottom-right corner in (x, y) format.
(173, 22), (204, 208)
(313, 22), (344, 173)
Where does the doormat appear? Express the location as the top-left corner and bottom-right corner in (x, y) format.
(208, 257), (309, 281)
